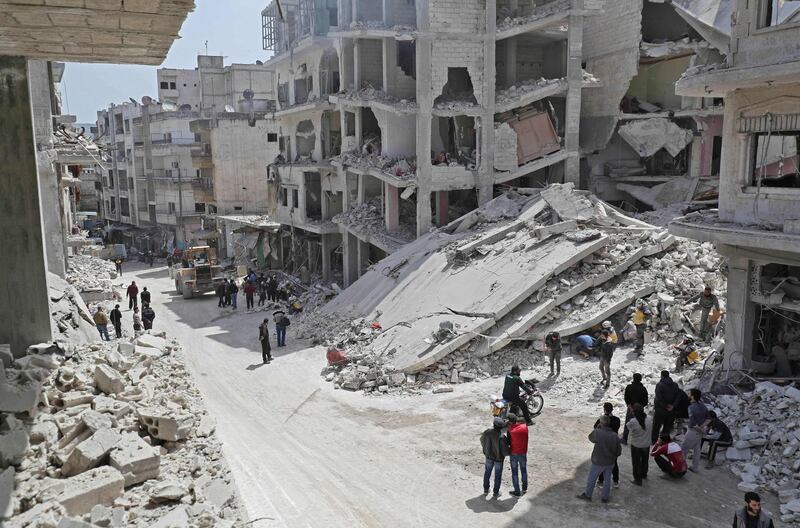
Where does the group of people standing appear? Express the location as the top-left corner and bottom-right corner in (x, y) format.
(92, 280), (156, 340)
(216, 270), (286, 311)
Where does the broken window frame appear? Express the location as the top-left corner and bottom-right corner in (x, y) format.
(756, 0), (800, 29)
(749, 131), (800, 189)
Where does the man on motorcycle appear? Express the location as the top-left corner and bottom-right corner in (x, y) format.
(503, 365), (534, 425)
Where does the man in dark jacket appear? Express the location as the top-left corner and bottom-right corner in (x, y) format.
(274, 310), (290, 346)
(732, 492), (774, 528)
(109, 304), (123, 339)
(267, 275), (278, 302)
(599, 331), (614, 388)
(244, 280), (256, 310)
(596, 403), (621, 488)
(126, 281), (139, 310)
(141, 303), (156, 330)
(622, 373), (649, 443)
(577, 415), (622, 503)
(544, 331), (562, 377)
(701, 410), (733, 468)
(502, 365), (534, 425)
(652, 370), (682, 443)
(140, 287), (151, 306)
(216, 280), (226, 308)
(480, 417), (510, 497)
(259, 318), (272, 364)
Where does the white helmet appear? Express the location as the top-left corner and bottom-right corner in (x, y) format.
(602, 320), (612, 329)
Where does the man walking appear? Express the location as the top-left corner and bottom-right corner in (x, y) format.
(544, 331), (562, 377)
(230, 280), (239, 310)
(110, 304), (123, 339)
(652, 370), (682, 443)
(141, 303), (156, 331)
(126, 281), (139, 310)
(599, 331), (614, 388)
(506, 413), (528, 496)
(480, 417), (510, 497)
(115, 258), (123, 276)
(244, 279), (256, 310)
(93, 307), (111, 341)
(682, 388), (708, 472)
(259, 318), (272, 364)
(274, 310), (290, 347)
(140, 286), (151, 306)
(696, 286), (720, 341)
(216, 280), (226, 308)
(577, 415), (621, 503)
(732, 492), (774, 528)
(502, 365), (534, 425)
(258, 278), (267, 307)
(267, 275), (278, 302)
(596, 402), (621, 489)
(650, 434), (687, 479)
(622, 373), (649, 444)
(626, 403), (652, 485)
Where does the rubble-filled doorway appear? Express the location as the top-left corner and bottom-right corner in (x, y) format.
(322, 110), (341, 158)
(435, 67), (476, 106)
(304, 172), (322, 220)
(360, 107), (381, 154)
(295, 120), (316, 161)
(320, 48), (340, 96)
(431, 115), (476, 166)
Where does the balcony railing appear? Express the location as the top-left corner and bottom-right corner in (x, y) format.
(191, 144), (212, 158)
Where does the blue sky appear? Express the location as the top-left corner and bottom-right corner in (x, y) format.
(62, 0), (271, 123)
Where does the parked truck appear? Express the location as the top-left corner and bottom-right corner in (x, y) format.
(170, 246), (224, 299)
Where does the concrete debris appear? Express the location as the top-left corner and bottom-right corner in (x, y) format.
(711, 381), (800, 523)
(2, 331), (245, 527)
(66, 256), (117, 302)
(334, 149), (417, 181)
(332, 197), (416, 253)
(497, 0), (571, 31)
(640, 37), (708, 58)
(618, 117), (694, 157)
(336, 85), (418, 112)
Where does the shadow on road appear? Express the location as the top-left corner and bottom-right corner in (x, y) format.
(465, 493), (518, 513)
(246, 363), (267, 371)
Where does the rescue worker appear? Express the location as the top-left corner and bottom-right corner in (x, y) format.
(544, 331), (562, 376)
(602, 320), (618, 344)
(502, 365), (534, 425)
(695, 286), (720, 341)
(673, 334), (699, 372)
(630, 299), (652, 356)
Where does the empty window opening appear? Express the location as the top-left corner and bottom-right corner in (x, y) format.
(295, 120), (317, 160)
(435, 67), (476, 106)
(711, 136), (723, 176)
(278, 82), (290, 106)
(268, 133), (278, 142)
(357, 39), (383, 90)
(194, 202), (205, 214)
(292, 189), (299, 208)
(325, 190), (344, 218)
(281, 187), (289, 206)
(320, 48), (341, 96)
(322, 110), (342, 158)
(398, 41), (416, 79)
(431, 115), (476, 167)
(752, 132), (800, 188)
(305, 172), (323, 220)
(345, 112), (356, 137)
(759, 0), (800, 28)
(120, 198), (130, 217)
(294, 70), (313, 105)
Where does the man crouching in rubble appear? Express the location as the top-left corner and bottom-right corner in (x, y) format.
(503, 366), (534, 425)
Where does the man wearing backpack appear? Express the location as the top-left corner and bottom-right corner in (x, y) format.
(480, 417), (510, 497)
(274, 310), (290, 347)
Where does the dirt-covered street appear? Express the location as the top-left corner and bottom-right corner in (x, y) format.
(125, 262), (770, 528)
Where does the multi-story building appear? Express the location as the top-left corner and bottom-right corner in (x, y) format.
(260, 0), (626, 285)
(669, 0), (800, 377)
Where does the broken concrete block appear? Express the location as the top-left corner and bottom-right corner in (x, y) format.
(0, 417), (30, 466)
(201, 478), (234, 509)
(81, 410), (113, 432)
(134, 334), (167, 352)
(30, 420), (60, 446)
(57, 466), (125, 516)
(94, 365), (125, 395)
(432, 386), (454, 394)
(1, 466), (14, 519)
(56, 391), (94, 409)
(92, 395), (131, 418)
(195, 416), (215, 438)
(738, 482), (760, 493)
(0, 376), (42, 413)
(785, 386), (800, 403)
(61, 428), (121, 477)
(726, 446), (752, 461)
(109, 433), (160, 487)
(105, 350), (133, 373)
(0, 344), (11, 368)
(149, 506), (189, 528)
(150, 480), (188, 503)
(117, 342), (135, 355)
(57, 516), (99, 528)
(137, 407), (193, 442)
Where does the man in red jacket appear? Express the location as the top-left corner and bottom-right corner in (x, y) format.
(507, 413), (529, 497)
(126, 281), (139, 310)
(650, 433), (687, 478)
(244, 280), (257, 310)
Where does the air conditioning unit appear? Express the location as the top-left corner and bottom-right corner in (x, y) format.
(171, 161), (180, 168)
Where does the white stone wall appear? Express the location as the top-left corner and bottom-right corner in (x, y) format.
(374, 111), (417, 158)
(431, 40), (484, 105)
(431, 165), (478, 191)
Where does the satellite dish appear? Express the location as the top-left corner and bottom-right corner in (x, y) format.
(179, 104), (192, 111)
(141, 96), (153, 105)
(243, 89), (254, 101)
(256, 60), (263, 65)
(224, 105), (235, 113)
(162, 101), (178, 111)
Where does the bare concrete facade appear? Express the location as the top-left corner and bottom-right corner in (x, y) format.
(670, 0), (800, 377)
(260, 0), (625, 286)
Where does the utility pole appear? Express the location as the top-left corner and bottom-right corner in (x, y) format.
(177, 161), (184, 247)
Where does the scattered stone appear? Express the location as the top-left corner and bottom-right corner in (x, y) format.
(94, 365), (125, 395)
(137, 407), (193, 442)
(57, 466), (124, 516)
(109, 433), (160, 487)
(150, 480), (188, 503)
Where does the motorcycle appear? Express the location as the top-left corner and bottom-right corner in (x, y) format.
(489, 379), (544, 420)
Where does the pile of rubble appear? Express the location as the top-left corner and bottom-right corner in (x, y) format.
(334, 150), (417, 181)
(48, 273), (103, 346)
(66, 256), (118, 301)
(331, 198), (416, 252)
(497, 0), (571, 31)
(336, 86), (417, 113)
(712, 382), (800, 525)
(0, 333), (244, 527)
(496, 71), (599, 109)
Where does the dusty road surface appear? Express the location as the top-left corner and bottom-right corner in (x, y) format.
(123, 263), (773, 528)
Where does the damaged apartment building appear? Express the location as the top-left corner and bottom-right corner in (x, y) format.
(259, 0), (740, 286)
(96, 55), (278, 253)
(260, 0), (618, 286)
(670, 0), (800, 377)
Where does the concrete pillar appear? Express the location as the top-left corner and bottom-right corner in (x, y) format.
(355, 108), (363, 145)
(353, 39), (362, 90)
(357, 239), (369, 277)
(321, 235), (332, 282)
(504, 37), (517, 87)
(415, 0), (433, 235)
(564, 0), (585, 186)
(357, 173), (366, 204)
(312, 114), (323, 161)
(29, 60), (67, 277)
(435, 191), (449, 226)
(382, 38), (397, 97)
(0, 56), (54, 355)
(689, 136), (703, 178)
(385, 183), (400, 231)
(725, 256), (756, 366)
(478, 0), (498, 205)
(342, 231), (359, 286)
(382, 0), (390, 25)
(352, 0), (358, 23)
